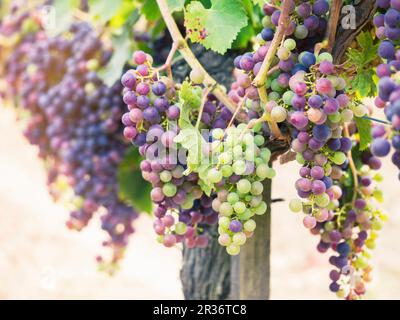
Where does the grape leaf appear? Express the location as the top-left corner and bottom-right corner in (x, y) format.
(117, 147), (153, 214)
(346, 32), (379, 98)
(46, 0), (80, 36)
(88, 0), (123, 23)
(167, 0), (185, 12)
(252, 0), (266, 8)
(354, 116), (372, 151)
(184, 0), (248, 54)
(98, 27), (134, 87)
(141, 0), (161, 21)
(174, 81), (211, 189)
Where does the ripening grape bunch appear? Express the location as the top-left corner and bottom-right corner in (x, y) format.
(120, 51), (240, 249)
(3, 0), (400, 301)
(374, 0), (400, 176)
(2, 12), (138, 270)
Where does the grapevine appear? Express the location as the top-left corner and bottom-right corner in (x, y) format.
(1, 0), (399, 300)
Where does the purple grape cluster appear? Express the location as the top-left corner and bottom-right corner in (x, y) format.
(3, 21), (138, 270)
(307, 122), (385, 299)
(120, 51), (236, 248)
(373, 0), (400, 176)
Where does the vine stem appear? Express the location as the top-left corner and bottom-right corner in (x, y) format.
(252, 0), (291, 139)
(326, 0), (343, 53)
(156, 41), (180, 80)
(155, 0), (237, 113)
(196, 86), (214, 129)
(343, 124), (359, 204)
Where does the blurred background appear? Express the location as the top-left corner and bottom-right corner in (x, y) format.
(1, 104), (399, 300)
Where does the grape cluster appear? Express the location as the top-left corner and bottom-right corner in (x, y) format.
(3, 20), (138, 270)
(374, 0), (400, 175)
(304, 122), (386, 299)
(120, 51), (236, 248)
(204, 124), (275, 255)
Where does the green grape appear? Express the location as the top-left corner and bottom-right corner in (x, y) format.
(256, 163), (269, 179)
(315, 193), (330, 207)
(244, 194), (252, 202)
(271, 79), (284, 92)
(237, 179), (252, 194)
(251, 181), (264, 196)
(296, 153), (305, 164)
(283, 38), (296, 51)
(253, 122), (262, 132)
(162, 183), (177, 197)
(260, 148), (271, 163)
(262, 15), (274, 28)
(237, 209), (253, 220)
(219, 152), (233, 165)
(190, 68), (205, 84)
(233, 160), (246, 175)
(221, 165), (233, 177)
(219, 216), (231, 229)
(226, 244), (240, 255)
(282, 91), (294, 105)
(265, 167), (276, 179)
(219, 202), (233, 216)
(175, 222), (187, 235)
(181, 196), (194, 210)
(289, 199), (302, 212)
(250, 195), (262, 207)
(207, 168), (223, 183)
(371, 220), (383, 230)
(232, 232), (247, 246)
(269, 91), (280, 101)
(233, 145), (243, 159)
(212, 128), (224, 140)
(156, 235), (164, 244)
(218, 233), (231, 246)
(254, 135), (265, 146)
(245, 148), (255, 161)
(328, 112), (341, 123)
(233, 201), (246, 214)
(244, 219), (256, 232)
(332, 152), (346, 165)
(253, 201), (267, 215)
(227, 192), (240, 204)
(317, 52), (333, 63)
(160, 170), (172, 183)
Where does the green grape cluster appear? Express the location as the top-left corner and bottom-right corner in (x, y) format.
(200, 124), (275, 255)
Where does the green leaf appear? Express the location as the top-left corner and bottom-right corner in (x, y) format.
(141, 0), (161, 21)
(117, 147), (153, 214)
(232, 22), (255, 49)
(252, 0), (266, 7)
(109, 1), (138, 28)
(355, 116), (372, 151)
(89, 0), (123, 23)
(184, 0), (248, 54)
(350, 69), (376, 98)
(174, 81), (209, 176)
(98, 27), (134, 87)
(46, 0), (80, 36)
(167, 0), (185, 12)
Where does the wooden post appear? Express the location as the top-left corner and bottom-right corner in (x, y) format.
(230, 179), (272, 300)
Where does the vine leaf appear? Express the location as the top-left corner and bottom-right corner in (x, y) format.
(354, 116), (372, 151)
(174, 82), (212, 194)
(88, 0), (123, 23)
(46, 0), (80, 36)
(347, 32), (379, 98)
(167, 0), (185, 12)
(117, 147), (153, 214)
(184, 0), (248, 54)
(252, 0), (266, 8)
(98, 27), (134, 87)
(141, 0), (161, 21)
